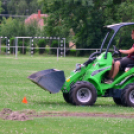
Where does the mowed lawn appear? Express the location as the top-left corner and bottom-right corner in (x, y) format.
(0, 55), (134, 134)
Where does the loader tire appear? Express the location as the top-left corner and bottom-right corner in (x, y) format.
(69, 81), (97, 106)
(113, 97), (122, 105)
(63, 93), (71, 103)
(121, 83), (134, 107)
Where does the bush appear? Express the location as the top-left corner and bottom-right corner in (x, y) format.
(1, 45), (6, 54)
(45, 45), (50, 54)
(18, 41), (28, 54)
(69, 49), (76, 56)
(10, 38), (15, 54)
(50, 40), (58, 54)
(37, 39), (46, 54)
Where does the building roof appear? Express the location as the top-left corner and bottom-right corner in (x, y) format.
(25, 10), (48, 26)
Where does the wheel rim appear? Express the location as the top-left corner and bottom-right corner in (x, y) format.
(76, 88), (92, 103)
(129, 90), (134, 104)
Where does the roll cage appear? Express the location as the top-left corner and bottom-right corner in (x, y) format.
(100, 22), (134, 59)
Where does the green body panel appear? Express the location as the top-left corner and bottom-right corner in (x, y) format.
(61, 52), (134, 96)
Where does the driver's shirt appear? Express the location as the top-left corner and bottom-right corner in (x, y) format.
(127, 44), (134, 60)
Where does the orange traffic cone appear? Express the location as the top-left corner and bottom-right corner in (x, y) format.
(22, 97), (28, 104)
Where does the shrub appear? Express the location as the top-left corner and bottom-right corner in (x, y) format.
(69, 49), (76, 56)
(45, 45), (50, 54)
(50, 40), (59, 54)
(37, 39), (46, 54)
(10, 38), (15, 54)
(1, 45), (6, 54)
(18, 41), (28, 54)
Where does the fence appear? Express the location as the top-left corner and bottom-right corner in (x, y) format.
(0, 36), (103, 58)
(0, 45), (102, 57)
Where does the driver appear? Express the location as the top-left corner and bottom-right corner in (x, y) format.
(104, 29), (134, 84)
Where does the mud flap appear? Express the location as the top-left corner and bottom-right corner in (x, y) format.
(28, 69), (65, 94)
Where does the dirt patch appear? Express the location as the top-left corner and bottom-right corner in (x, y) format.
(1, 108), (134, 121)
(0, 109), (29, 121)
(36, 111), (134, 119)
(5, 112), (28, 121)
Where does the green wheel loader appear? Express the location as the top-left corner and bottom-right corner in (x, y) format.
(28, 22), (134, 107)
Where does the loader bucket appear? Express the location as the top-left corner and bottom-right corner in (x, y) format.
(28, 69), (65, 94)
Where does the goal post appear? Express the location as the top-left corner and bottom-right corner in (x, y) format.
(14, 36), (66, 58)
(0, 36), (10, 55)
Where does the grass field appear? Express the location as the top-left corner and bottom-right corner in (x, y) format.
(0, 55), (134, 134)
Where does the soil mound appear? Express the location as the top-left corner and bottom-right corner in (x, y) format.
(0, 108), (29, 121)
(0, 108), (12, 114)
(5, 112), (29, 121)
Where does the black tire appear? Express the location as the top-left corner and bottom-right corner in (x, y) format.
(121, 83), (134, 107)
(113, 97), (122, 105)
(69, 81), (97, 106)
(63, 93), (71, 103)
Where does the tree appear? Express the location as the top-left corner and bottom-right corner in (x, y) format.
(0, 1), (3, 13)
(6, 0), (43, 15)
(43, 0), (105, 51)
(1, 0), (134, 53)
(42, 0), (134, 52)
(25, 20), (42, 37)
(29, 0), (44, 14)
(0, 16), (44, 38)
(0, 17), (20, 37)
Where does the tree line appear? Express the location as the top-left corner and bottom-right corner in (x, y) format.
(42, 0), (134, 51)
(0, 0), (134, 55)
(0, 0), (45, 37)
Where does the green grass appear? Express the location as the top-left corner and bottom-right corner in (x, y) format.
(0, 117), (134, 134)
(0, 55), (134, 133)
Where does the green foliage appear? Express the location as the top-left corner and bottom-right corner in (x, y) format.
(45, 45), (50, 54)
(69, 49), (76, 56)
(0, 1), (3, 13)
(0, 17), (44, 39)
(1, 0), (134, 50)
(37, 39), (46, 54)
(5, 0), (43, 15)
(43, 0), (105, 49)
(1, 45), (6, 53)
(43, 0), (134, 49)
(18, 40), (28, 54)
(113, 0), (121, 5)
(25, 21), (39, 37)
(0, 0), (45, 38)
(50, 40), (58, 54)
(10, 37), (15, 54)
(0, 18), (20, 37)
(115, 1), (134, 22)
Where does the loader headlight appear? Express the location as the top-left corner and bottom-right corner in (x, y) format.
(66, 78), (70, 82)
